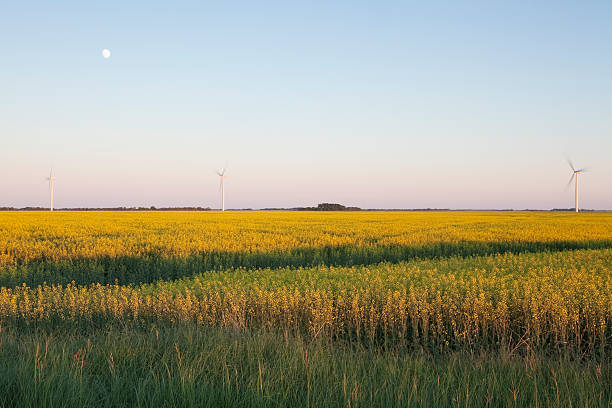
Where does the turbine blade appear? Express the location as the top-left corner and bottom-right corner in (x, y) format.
(565, 173), (575, 190)
(576, 167), (589, 173)
(565, 157), (575, 172)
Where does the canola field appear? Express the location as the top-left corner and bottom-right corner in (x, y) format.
(1, 211), (610, 355)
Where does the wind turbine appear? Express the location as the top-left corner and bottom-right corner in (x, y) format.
(216, 167), (227, 211)
(47, 169), (56, 211)
(566, 159), (588, 213)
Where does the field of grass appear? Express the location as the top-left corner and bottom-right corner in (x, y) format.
(0, 211), (610, 407)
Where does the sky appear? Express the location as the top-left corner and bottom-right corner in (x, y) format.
(1, 1), (611, 210)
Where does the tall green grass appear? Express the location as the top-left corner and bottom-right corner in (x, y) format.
(0, 326), (609, 408)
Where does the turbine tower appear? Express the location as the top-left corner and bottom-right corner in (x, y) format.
(47, 169), (56, 211)
(566, 159), (587, 213)
(216, 167), (227, 211)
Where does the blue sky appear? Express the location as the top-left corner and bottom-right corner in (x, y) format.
(1, 1), (611, 209)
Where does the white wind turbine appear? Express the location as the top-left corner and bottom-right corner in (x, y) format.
(216, 167), (227, 211)
(47, 169), (56, 211)
(566, 159), (588, 213)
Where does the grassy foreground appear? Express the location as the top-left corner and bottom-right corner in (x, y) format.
(0, 326), (609, 408)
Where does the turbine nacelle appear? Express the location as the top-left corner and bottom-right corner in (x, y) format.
(47, 169), (56, 182)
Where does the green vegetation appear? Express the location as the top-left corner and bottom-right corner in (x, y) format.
(0, 327), (609, 408)
(0, 211), (610, 406)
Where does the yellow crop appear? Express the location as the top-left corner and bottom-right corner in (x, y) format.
(0, 211), (610, 353)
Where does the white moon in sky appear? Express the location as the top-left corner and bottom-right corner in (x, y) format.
(102, 49), (111, 59)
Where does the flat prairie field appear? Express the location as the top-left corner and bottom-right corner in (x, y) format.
(0, 211), (610, 407)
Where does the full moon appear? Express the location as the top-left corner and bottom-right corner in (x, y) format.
(102, 49), (111, 59)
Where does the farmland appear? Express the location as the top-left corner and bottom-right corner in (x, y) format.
(0, 211), (610, 407)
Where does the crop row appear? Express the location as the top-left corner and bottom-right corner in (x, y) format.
(2, 249), (609, 355)
(2, 211), (611, 267)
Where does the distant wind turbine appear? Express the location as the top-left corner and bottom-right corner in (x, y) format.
(216, 167), (227, 211)
(566, 159), (588, 213)
(47, 169), (56, 211)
